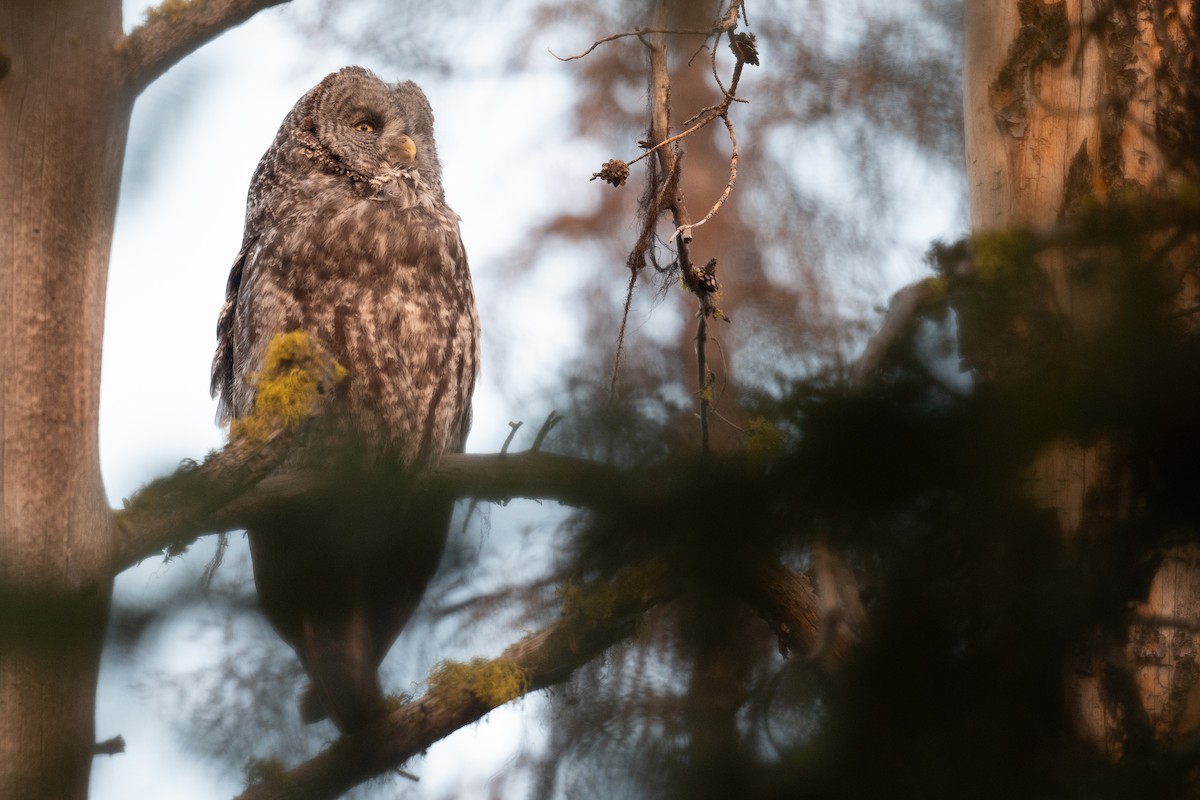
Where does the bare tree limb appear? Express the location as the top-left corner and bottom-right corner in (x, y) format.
(118, 0), (290, 96)
(740, 560), (858, 665)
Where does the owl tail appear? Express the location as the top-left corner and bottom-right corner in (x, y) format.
(297, 605), (383, 732)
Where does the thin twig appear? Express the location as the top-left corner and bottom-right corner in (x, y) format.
(501, 421), (523, 454)
(708, 404), (747, 435)
(706, 323), (733, 412)
(611, 267), (641, 402)
(627, 109), (721, 168)
(575, 1), (755, 450)
(672, 113), (739, 240)
(550, 27), (712, 61)
(697, 301), (712, 455)
(530, 411), (563, 452)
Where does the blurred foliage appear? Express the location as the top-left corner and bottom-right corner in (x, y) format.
(524, 189), (1200, 798)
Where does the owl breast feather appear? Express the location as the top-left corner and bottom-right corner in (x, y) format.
(238, 187), (479, 467)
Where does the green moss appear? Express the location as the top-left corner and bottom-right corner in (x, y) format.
(427, 657), (528, 707)
(971, 229), (1036, 283)
(229, 331), (345, 443)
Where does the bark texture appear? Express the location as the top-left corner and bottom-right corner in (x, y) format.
(0, 1), (129, 797)
(963, 0), (1200, 755)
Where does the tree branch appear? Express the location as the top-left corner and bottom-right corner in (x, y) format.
(111, 448), (649, 572)
(111, 424), (298, 572)
(549, 27), (712, 62)
(118, 0), (290, 96)
(234, 565), (675, 800)
(228, 552), (836, 799)
(850, 277), (944, 389)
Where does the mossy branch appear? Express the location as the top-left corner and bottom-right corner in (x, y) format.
(114, 448), (659, 571)
(119, 0), (290, 96)
(233, 565), (676, 800)
(229, 554), (828, 799)
(111, 331), (341, 570)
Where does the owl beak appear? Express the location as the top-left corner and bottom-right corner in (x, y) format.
(391, 135), (417, 166)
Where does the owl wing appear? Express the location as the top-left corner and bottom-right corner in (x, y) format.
(211, 232), (259, 424)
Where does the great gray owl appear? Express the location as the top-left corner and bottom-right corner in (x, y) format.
(211, 66), (479, 732)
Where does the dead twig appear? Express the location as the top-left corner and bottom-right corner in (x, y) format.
(550, 27), (713, 61)
(671, 113), (739, 241)
(501, 421), (523, 454)
(530, 411), (563, 452)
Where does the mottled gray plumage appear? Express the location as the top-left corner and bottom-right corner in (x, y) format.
(211, 67), (479, 732)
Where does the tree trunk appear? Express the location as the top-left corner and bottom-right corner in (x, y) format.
(962, 0), (1200, 755)
(0, 1), (129, 796)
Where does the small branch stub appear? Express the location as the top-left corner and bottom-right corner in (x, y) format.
(93, 735), (126, 756)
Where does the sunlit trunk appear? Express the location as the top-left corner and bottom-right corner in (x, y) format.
(963, 0), (1200, 753)
(0, 1), (128, 796)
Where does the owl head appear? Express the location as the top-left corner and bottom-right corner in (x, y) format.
(282, 66), (444, 198)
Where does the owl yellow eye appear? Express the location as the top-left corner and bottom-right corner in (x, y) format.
(353, 119), (377, 133)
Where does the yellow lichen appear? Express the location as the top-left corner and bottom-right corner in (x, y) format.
(144, 0), (203, 24)
(229, 331), (346, 444)
(918, 275), (950, 308)
(746, 416), (783, 458)
(427, 657), (528, 707)
(559, 560), (670, 627)
(381, 692), (411, 713)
